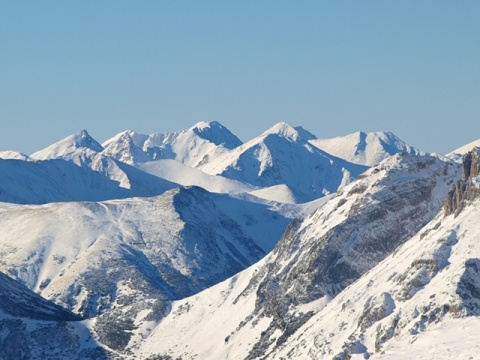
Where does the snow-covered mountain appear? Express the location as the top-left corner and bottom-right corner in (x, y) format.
(200, 122), (369, 202)
(0, 150), (30, 160)
(102, 121), (242, 167)
(310, 130), (424, 166)
(0, 185), (295, 352)
(1, 129), (181, 204)
(138, 153), (461, 360)
(0, 156), (177, 204)
(445, 138), (480, 162)
(30, 129), (104, 160)
(3, 121), (479, 359)
(24, 124), (423, 204)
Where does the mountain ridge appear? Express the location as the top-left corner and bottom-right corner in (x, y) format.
(0, 121), (474, 359)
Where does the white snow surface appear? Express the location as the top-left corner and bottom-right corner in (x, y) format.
(370, 316), (480, 360)
(0, 150), (30, 160)
(0, 154), (177, 204)
(137, 158), (255, 195)
(269, 193), (480, 360)
(310, 130), (424, 166)
(102, 121), (242, 167)
(446, 139), (480, 161)
(30, 129), (103, 160)
(200, 122), (368, 202)
(248, 184), (299, 204)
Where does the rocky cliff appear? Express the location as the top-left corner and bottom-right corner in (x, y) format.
(444, 147), (480, 216)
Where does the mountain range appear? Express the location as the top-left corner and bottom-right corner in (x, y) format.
(0, 121), (478, 359)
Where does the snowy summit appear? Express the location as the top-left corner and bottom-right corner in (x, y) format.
(1, 120), (478, 360)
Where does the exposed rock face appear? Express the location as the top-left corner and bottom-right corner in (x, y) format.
(456, 258), (480, 316)
(255, 155), (455, 312)
(358, 292), (395, 332)
(227, 155), (460, 358)
(444, 147), (480, 216)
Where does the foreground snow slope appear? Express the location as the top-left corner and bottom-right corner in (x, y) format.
(139, 154), (460, 359)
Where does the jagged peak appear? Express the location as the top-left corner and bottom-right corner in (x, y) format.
(190, 120), (222, 131)
(461, 146), (480, 180)
(102, 130), (148, 149)
(70, 129), (103, 151)
(261, 122), (316, 142)
(190, 121), (242, 148)
(103, 129), (137, 142)
(30, 129), (103, 159)
(51, 129), (103, 151)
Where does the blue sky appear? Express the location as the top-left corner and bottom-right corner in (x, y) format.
(1, 1), (479, 155)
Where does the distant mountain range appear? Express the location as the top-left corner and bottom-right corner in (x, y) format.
(1, 121), (479, 359)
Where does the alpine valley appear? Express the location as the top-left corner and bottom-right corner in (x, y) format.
(1, 121), (479, 360)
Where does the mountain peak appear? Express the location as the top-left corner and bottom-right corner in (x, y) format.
(73, 129), (103, 151)
(261, 122), (316, 142)
(191, 120), (221, 130)
(190, 121), (242, 148)
(310, 130), (424, 166)
(30, 129), (103, 160)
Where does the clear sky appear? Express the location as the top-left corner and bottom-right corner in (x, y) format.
(1, 1), (479, 155)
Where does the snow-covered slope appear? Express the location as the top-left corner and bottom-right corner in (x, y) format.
(0, 150), (30, 160)
(0, 156), (177, 204)
(0, 272), (111, 359)
(102, 121), (242, 167)
(138, 154), (460, 360)
(0, 271), (80, 322)
(262, 149), (480, 359)
(5, 123), (480, 359)
(137, 158), (255, 195)
(11, 130), (177, 204)
(30, 129), (104, 160)
(24, 123), (370, 204)
(201, 122), (368, 203)
(445, 138), (480, 162)
(0, 186), (293, 352)
(310, 130), (424, 166)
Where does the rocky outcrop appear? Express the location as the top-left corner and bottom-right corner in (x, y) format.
(444, 147), (480, 216)
(231, 155), (459, 359)
(456, 258), (480, 316)
(255, 155), (454, 311)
